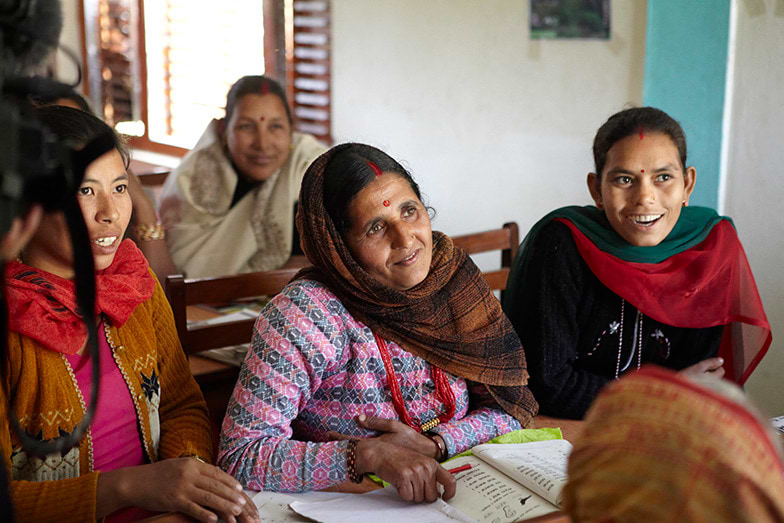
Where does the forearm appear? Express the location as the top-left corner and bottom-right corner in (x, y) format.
(431, 407), (522, 457)
(96, 469), (129, 519)
(132, 205), (178, 280)
(219, 432), (351, 492)
(10, 472), (100, 522)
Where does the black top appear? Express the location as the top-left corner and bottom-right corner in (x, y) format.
(507, 221), (723, 419)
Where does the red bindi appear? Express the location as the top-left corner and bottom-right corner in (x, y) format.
(368, 161), (383, 177)
(641, 169), (645, 173)
(383, 200), (391, 207)
(259, 116), (265, 122)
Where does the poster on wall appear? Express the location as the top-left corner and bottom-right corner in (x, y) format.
(530, 0), (610, 39)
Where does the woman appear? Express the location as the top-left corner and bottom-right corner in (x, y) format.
(1, 106), (258, 522)
(563, 366), (784, 522)
(502, 106), (771, 419)
(218, 143), (538, 502)
(158, 75), (327, 278)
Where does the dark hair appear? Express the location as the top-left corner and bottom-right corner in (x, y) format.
(225, 75), (292, 125)
(34, 105), (130, 169)
(32, 89), (93, 113)
(323, 143), (426, 231)
(592, 107), (688, 177)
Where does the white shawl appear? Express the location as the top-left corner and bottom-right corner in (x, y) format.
(158, 120), (326, 278)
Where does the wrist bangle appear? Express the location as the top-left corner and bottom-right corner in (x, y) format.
(184, 454), (208, 464)
(425, 432), (447, 462)
(135, 222), (166, 241)
(346, 439), (363, 483)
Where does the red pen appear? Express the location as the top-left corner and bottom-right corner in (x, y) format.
(448, 464), (472, 474)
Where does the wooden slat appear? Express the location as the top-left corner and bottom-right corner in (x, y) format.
(183, 319), (256, 355)
(452, 228), (511, 255)
(183, 268), (299, 305)
(481, 269), (509, 291)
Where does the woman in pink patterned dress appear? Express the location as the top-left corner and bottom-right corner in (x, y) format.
(219, 143), (538, 503)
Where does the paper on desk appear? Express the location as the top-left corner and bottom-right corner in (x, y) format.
(187, 308), (259, 327)
(288, 486), (477, 523)
(251, 490), (346, 522)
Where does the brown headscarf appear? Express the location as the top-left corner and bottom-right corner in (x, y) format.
(295, 144), (538, 426)
(564, 366), (784, 522)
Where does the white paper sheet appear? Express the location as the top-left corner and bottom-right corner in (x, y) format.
(288, 486), (476, 523)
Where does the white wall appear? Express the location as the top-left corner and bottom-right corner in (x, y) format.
(331, 0), (647, 257)
(56, 0), (82, 87)
(722, 0), (784, 416)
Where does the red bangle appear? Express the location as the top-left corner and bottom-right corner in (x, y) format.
(425, 432), (447, 462)
(346, 439), (363, 483)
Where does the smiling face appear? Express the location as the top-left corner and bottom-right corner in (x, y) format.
(343, 173), (433, 290)
(24, 149), (132, 278)
(587, 133), (696, 247)
(223, 93), (293, 182)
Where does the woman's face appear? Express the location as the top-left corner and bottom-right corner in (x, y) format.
(588, 133), (696, 247)
(224, 93), (293, 182)
(343, 173), (433, 291)
(24, 149), (132, 278)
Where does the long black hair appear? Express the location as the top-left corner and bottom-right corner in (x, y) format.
(34, 105), (129, 168)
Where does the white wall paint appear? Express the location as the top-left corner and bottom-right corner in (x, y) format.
(722, 0), (784, 416)
(331, 0), (647, 260)
(56, 0), (82, 87)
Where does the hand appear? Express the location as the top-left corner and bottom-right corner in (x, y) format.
(355, 439), (457, 503)
(1, 205), (43, 261)
(325, 415), (442, 460)
(680, 357), (725, 379)
(99, 458), (260, 523)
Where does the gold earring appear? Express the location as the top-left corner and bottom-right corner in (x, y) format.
(683, 200), (688, 207)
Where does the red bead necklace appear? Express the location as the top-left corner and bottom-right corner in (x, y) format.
(372, 332), (456, 433)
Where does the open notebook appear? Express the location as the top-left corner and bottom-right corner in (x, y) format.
(288, 439), (572, 523)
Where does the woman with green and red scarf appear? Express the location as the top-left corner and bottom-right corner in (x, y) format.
(503, 107), (771, 420)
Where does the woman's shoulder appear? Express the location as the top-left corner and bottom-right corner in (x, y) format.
(272, 278), (350, 317)
(530, 218), (580, 256)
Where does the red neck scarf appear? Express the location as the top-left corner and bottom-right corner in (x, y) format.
(560, 219), (770, 385)
(4, 239), (156, 354)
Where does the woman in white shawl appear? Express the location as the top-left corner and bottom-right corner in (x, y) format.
(157, 76), (326, 278)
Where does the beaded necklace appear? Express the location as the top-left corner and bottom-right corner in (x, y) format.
(614, 299), (644, 379)
(372, 332), (456, 432)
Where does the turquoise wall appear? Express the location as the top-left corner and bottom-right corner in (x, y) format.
(643, 0), (731, 209)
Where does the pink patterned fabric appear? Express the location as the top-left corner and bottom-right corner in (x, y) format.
(218, 279), (521, 492)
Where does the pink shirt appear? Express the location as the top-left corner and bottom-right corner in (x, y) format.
(66, 322), (153, 521)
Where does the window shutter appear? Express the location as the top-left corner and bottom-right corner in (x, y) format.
(83, 0), (136, 127)
(288, 0), (332, 144)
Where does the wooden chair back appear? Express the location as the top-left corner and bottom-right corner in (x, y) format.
(165, 268), (300, 356)
(451, 222), (519, 292)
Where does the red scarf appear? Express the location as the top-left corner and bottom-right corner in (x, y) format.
(5, 239), (156, 355)
(560, 219), (771, 385)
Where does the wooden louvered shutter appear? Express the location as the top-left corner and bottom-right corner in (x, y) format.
(82, 0), (136, 127)
(287, 0), (332, 144)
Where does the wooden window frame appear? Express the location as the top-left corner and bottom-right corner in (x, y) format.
(79, 0), (305, 158)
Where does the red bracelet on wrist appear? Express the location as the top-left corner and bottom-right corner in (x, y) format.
(425, 432), (447, 462)
(346, 439), (363, 483)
